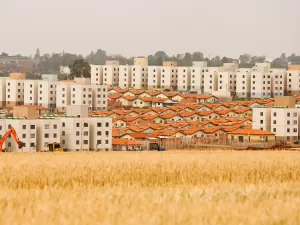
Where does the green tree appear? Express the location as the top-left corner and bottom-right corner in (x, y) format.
(34, 48), (40, 59)
(69, 59), (91, 79)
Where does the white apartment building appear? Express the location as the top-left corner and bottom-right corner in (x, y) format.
(190, 61), (207, 92)
(0, 119), (37, 152)
(89, 117), (112, 151)
(236, 68), (252, 99)
(131, 66), (148, 89)
(38, 81), (56, 109)
(70, 84), (93, 110)
(0, 77), (8, 107)
(251, 67), (271, 99)
(91, 65), (103, 85)
(253, 107), (300, 141)
(56, 81), (73, 112)
(147, 66), (161, 90)
(252, 107), (271, 131)
(286, 69), (300, 95)
(118, 65), (132, 89)
(6, 79), (24, 107)
(60, 117), (91, 151)
(177, 67), (191, 91)
(91, 85), (108, 111)
(161, 67), (178, 90)
(270, 69), (286, 97)
(203, 67), (218, 94)
(103, 61), (119, 87)
(213, 71), (236, 97)
(24, 80), (39, 105)
(36, 118), (61, 151)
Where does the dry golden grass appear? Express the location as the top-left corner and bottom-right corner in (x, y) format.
(0, 151), (300, 225)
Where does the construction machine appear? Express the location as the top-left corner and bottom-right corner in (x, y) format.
(0, 127), (25, 152)
(48, 143), (67, 152)
(149, 142), (166, 151)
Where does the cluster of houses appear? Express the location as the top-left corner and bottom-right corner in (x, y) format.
(93, 91), (278, 150)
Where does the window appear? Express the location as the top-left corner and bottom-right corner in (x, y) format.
(273, 112), (277, 117)
(62, 131), (65, 136)
(84, 131), (88, 136)
(294, 128), (297, 132)
(273, 128), (276, 132)
(105, 131), (109, 136)
(294, 113), (297, 117)
(105, 140), (109, 144)
(53, 133), (57, 138)
(45, 124), (49, 129)
(84, 123), (88, 127)
(287, 128), (290, 133)
(97, 131), (102, 135)
(76, 123), (80, 127)
(294, 120), (297, 125)
(260, 112), (263, 116)
(62, 122), (65, 127)
(22, 134), (26, 138)
(76, 131), (80, 136)
(30, 125), (35, 129)
(30, 143), (35, 147)
(287, 121), (290, 125)
(97, 140), (101, 144)
(84, 140), (88, 145)
(76, 140), (80, 145)
(260, 120), (263, 124)
(53, 124), (57, 129)
(273, 120), (276, 124)
(287, 113), (291, 117)
(97, 123), (102, 127)
(45, 134), (49, 138)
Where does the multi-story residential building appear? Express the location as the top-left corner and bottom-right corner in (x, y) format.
(118, 65), (132, 89)
(60, 117), (91, 151)
(236, 68), (252, 98)
(89, 117), (112, 151)
(161, 61), (178, 90)
(147, 66), (161, 90)
(38, 80), (56, 110)
(70, 84), (93, 110)
(270, 68), (286, 97)
(91, 65), (103, 85)
(251, 66), (271, 98)
(190, 61), (207, 92)
(286, 65), (300, 95)
(36, 118), (61, 151)
(214, 71), (236, 97)
(0, 77), (8, 107)
(203, 67), (218, 94)
(253, 107), (300, 142)
(24, 80), (39, 105)
(91, 85), (108, 111)
(177, 67), (191, 91)
(252, 107), (271, 131)
(103, 60), (119, 87)
(0, 119), (37, 152)
(56, 80), (73, 112)
(6, 79), (24, 108)
(131, 66), (148, 89)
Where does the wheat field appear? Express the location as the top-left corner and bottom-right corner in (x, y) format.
(0, 151), (300, 225)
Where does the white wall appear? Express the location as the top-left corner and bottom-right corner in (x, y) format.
(91, 85), (108, 111)
(177, 67), (191, 91)
(89, 117), (112, 150)
(24, 80), (39, 105)
(103, 65), (119, 87)
(6, 79), (24, 105)
(236, 69), (251, 98)
(203, 67), (218, 94)
(147, 66), (161, 89)
(56, 82), (72, 112)
(38, 81), (56, 109)
(131, 66), (148, 89)
(119, 65), (132, 89)
(190, 67), (204, 92)
(91, 65), (103, 85)
(161, 67), (177, 90)
(286, 70), (300, 95)
(36, 119), (61, 151)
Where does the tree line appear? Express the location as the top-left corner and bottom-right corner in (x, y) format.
(2, 49), (300, 79)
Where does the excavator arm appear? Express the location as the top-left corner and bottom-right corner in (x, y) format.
(0, 127), (25, 152)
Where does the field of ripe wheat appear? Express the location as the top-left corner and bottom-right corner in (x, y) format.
(0, 151), (300, 225)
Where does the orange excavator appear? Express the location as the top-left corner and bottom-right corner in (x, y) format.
(0, 127), (25, 152)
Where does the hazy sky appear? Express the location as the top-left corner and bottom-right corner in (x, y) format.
(1, 0), (299, 59)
